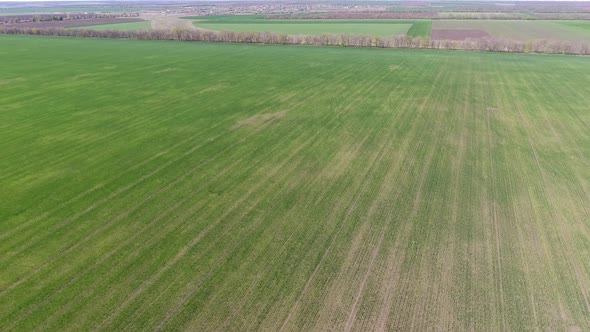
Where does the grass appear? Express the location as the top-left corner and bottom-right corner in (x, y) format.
(188, 15), (427, 36)
(554, 20), (590, 32)
(195, 22), (413, 36)
(1, 35), (590, 331)
(406, 20), (432, 37)
(67, 21), (151, 31)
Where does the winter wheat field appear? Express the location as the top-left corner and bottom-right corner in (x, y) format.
(1, 35), (590, 331)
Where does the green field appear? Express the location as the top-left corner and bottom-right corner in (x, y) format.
(195, 22), (412, 36)
(406, 20), (432, 37)
(555, 20), (590, 32)
(67, 21), (151, 31)
(1, 35), (590, 331)
(188, 16), (426, 36)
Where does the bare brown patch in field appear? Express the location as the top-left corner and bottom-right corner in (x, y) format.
(569, 326), (582, 332)
(198, 84), (230, 95)
(431, 29), (491, 41)
(70, 73), (94, 80)
(320, 146), (360, 179)
(233, 110), (288, 129)
(0, 77), (25, 86)
(154, 68), (177, 74)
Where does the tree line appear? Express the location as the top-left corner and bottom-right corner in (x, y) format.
(0, 13), (137, 25)
(269, 11), (590, 21)
(268, 12), (439, 19)
(437, 12), (590, 20)
(1, 26), (589, 55)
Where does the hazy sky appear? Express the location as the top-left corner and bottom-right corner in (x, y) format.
(2, 0), (589, 2)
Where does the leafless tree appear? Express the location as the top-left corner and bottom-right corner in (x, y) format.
(1, 26), (589, 55)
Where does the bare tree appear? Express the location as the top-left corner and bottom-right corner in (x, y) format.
(1, 26), (588, 55)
